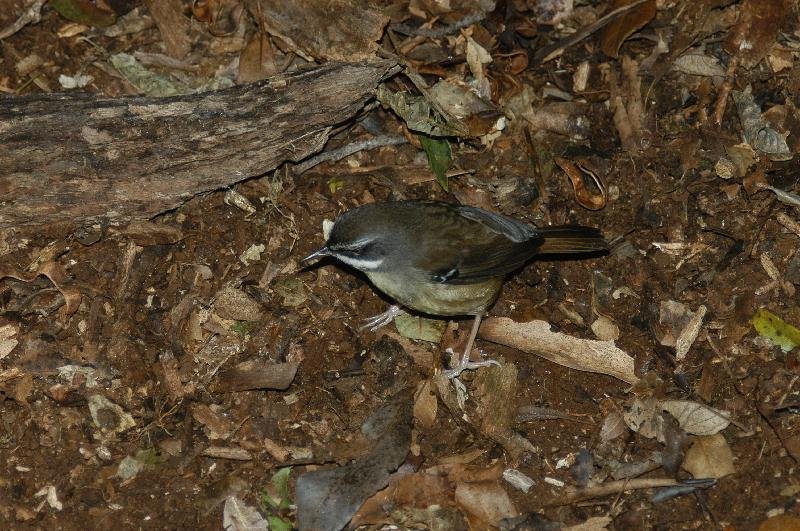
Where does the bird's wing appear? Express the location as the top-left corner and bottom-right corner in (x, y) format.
(412, 203), (544, 284)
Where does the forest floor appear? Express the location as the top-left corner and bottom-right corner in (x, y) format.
(1, 0), (800, 529)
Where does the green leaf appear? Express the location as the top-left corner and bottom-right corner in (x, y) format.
(328, 177), (345, 194)
(267, 515), (294, 531)
(418, 135), (452, 191)
(230, 321), (252, 337)
(394, 311), (445, 343)
(752, 308), (800, 352)
(271, 467), (291, 508)
(109, 53), (189, 97)
(50, 0), (117, 27)
(262, 467), (292, 511)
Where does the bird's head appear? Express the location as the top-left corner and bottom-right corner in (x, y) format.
(302, 204), (398, 272)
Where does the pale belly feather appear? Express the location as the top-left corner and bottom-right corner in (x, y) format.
(366, 271), (502, 316)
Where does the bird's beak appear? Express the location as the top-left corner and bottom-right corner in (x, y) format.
(302, 246), (330, 263)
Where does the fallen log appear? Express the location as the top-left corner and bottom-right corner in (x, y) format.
(0, 59), (398, 229)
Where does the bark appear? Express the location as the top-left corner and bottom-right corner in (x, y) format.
(0, 59), (398, 229)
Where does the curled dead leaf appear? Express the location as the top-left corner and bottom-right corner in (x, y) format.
(600, 0), (656, 58)
(0, 261), (81, 321)
(554, 157), (607, 210)
(479, 318), (636, 384)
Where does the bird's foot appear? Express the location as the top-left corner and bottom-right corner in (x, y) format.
(360, 305), (402, 331)
(443, 357), (501, 379)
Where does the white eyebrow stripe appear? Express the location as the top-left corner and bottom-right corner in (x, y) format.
(335, 254), (384, 271)
(332, 237), (373, 251)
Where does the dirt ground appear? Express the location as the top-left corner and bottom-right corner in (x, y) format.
(1, 1), (800, 529)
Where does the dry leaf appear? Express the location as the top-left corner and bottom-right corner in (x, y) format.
(724, 0), (793, 68)
(238, 32), (279, 84)
(600, 0), (656, 58)
(222, 496), (267, 531)
(34, 485), (63, 511)
(681, 433), (735, 479)
(599, 410), (628, 442)
(0, 261), (81, 321)
(142, 0), (190, 59)
(591, 316), (620, 341)
(212, 287), (263, 322)
(479, 318), (637, 384)
(0, 323), (19, 360)
(675, 304), (706, 361)
(413, 379), (438, 428)
(253, 0), (389, 61)
(192, 404), (234, 440)
(624, 398), (665, 441)
(661, 400), (730, 436)
(296, 391), (413, 531)
(758, 515), (800, 531)
(454, 481), (518, 526)
(673, 53), (726, 78)
(625, 399), (730, 440)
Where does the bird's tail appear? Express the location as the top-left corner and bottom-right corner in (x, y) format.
(536, 225), (607, 254)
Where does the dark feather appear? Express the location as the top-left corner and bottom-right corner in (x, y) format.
(411, 203), (605, 285)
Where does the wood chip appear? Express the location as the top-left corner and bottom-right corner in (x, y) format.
(263, 438), (290, 462)
(213, 360), (298, 392)
(202, 447), (253, 460)
(777, 213), (800, 238)
(675, 305), (707, 361)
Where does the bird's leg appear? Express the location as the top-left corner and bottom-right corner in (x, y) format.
(443, 314), (501, 379)
(360, 304), (402, 331)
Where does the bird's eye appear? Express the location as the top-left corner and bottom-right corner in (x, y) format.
(349, 242), (371, 256)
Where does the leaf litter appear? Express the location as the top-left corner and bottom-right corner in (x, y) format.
(1, 0), (799, 528)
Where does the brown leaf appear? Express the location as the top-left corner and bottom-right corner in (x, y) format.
(143, 0), (191, 58)
(192, 403), (234, 440)
(724, 0), (793, 69)
(0, 261), (81, 321)
(252, 0), (389, 61)
(681, 433), (736, 479)
(758, 515), (800, 531)
(600, 0), (656, 58)
(238, 32), (280, 84)
(599, 410), (628, 442)
(5, 372), (34, 404)
(353, 471), (452, 525)
(413, 379), (438, 428)
(454, 481), (518, 526)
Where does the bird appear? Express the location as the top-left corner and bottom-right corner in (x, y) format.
(303, 200), (607, 378)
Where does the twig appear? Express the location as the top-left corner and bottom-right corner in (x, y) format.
(777, 212), (800, 238)
(712, 55), (739, 126)
(293, 134), (407, 175)
(535, 0), (650, 64)
(552, 477), (715, 505)
(0, 0), (45, 40)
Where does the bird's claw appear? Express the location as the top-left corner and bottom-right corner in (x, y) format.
(443, 358), (501, 379)
(360, 305), (402, 331)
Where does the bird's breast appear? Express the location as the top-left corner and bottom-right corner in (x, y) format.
(365, 271), (503, 316)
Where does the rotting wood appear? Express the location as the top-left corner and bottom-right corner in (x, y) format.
(212, 360), (299, 392)
(0, 59), (399, 229)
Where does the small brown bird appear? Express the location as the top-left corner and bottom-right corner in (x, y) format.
(304, 200), (606, 377)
